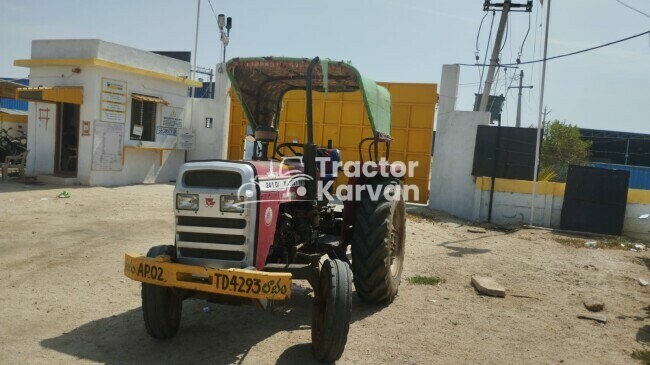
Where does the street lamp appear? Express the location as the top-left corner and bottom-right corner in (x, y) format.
(217, 14), (232, 73)
(218, 14), (225, 29)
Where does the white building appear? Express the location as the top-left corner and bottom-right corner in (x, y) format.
(15, 39), (230, 185)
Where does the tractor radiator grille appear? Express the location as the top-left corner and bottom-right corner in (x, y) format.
(178, 248), (246, 261)
(183, 170), (242, 189)
(177, 216), (246, 229)
(177, 232), (246, 245)
(176, 212), (251, 263)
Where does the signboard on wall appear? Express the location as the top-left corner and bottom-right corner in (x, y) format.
(100, 78), (127, 124)
(92, 120), (124, 171)
(102, 79), (127, 94)
(132, 125), (144, 137)
(156, 126), (177, 136)
(177, 129), (195, 150)
(100, 110), (126, 123)
(161, 106), (184, 128)
(102, 92), (126, 104)
(472, 125), (540, 181)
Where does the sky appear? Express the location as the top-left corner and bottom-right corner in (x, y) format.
(0, 0), (649, 133)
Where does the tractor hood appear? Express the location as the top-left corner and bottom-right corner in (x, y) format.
(247, 159), (305, 180)
(226, 57), (392, 139)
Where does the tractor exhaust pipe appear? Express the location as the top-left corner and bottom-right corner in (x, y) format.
(306, 56), (319, 146)
(305, 57), (320, 201)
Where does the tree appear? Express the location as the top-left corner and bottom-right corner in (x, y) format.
(540, 120), (592, 180)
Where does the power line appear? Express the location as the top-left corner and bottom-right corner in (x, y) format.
(207, 0), (220, 23)
(517, 11), (532, 62)
(528, 4), (540, 107)
(530, 3), (541, 94)
(508, 13), (514, 64)
(458, 29), (650, 67)
(477, 11), (497, 95)
(500, 18), (509, 52)
(614, 0), (650, 18)
(475, 12), (489, 54)
(475, 12), (490, 89)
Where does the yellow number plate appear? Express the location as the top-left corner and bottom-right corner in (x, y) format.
(124, 253), (291, 300)
(213, 272), (289, 297)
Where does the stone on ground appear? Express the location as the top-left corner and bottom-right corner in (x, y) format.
(578, 313), (607, 324)
(442, 222), (462, 228)
(638, 278), (648, 286)
(471, 275), (506, 297)
(583, 299), (604, 312)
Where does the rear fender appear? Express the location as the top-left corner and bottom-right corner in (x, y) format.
(341, 170), (401, 245)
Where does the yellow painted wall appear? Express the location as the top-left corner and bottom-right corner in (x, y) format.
(475, 176), (650, 205)
(228, 83), (438, 203)
(0, 114), (27, 123)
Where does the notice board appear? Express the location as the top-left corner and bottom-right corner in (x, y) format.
(177, 129), (195, 150)
(100, 78), (127, 124)
(92, 120), (124, 171)
(472, 125), (541, 181)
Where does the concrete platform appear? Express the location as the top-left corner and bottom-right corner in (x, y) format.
(37, 175), (79, 185)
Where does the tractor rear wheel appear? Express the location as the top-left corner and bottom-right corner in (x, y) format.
(311, 259), (353, 362)
(142, 245), (182, 339)
(351, 180), (406, 304)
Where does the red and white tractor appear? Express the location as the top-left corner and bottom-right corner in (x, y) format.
(124, 57), (406, 362)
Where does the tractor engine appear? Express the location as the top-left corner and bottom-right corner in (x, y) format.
(174, 161), (260, 269)
(173, 155), (341, 270)
(174, 147), (343, 270)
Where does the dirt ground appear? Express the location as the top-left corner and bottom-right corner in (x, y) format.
(1, 182), (649, 364)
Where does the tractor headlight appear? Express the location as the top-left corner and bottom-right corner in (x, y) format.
(176, 193), (199, 211)
(221, 195), (245, 213)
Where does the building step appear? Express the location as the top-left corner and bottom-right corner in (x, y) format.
(37, 174), (79, 185)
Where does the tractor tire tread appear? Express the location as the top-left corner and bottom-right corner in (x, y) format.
(142, 245), (182, 339)
(312, 259), (353, 362)
(351, 180), (405, 304)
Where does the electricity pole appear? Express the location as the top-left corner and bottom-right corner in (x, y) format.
(508, 70), (533, 127)
(482, 1), (534, 223)
(479, 0), (534, 112)
(542, 106), (551, 124)
(479, 2), (511, 112)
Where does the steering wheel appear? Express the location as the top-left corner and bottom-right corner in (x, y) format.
(276, 142), (305, 157)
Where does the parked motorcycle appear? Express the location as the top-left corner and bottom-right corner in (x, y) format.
(12, 126), (27, 147)
(0, 128), (27, 162)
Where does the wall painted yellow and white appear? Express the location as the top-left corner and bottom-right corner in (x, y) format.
(474, 177), (650, 240)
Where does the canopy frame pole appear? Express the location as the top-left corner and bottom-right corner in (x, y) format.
(304, 57), (320, 201)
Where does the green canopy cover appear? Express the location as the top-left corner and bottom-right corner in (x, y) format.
(226, 57), (392, 139)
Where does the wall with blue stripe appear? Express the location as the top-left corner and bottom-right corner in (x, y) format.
(0, 78), (29, 111)
(590, 163), (650, 190)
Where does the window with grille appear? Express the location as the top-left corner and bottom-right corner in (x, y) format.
(130, 98), (157, 141)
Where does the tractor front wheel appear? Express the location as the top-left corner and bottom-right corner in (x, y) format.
(311, 259), (353, 362)
(351, 180), (406, 304)
(142, 245), (183, 339)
